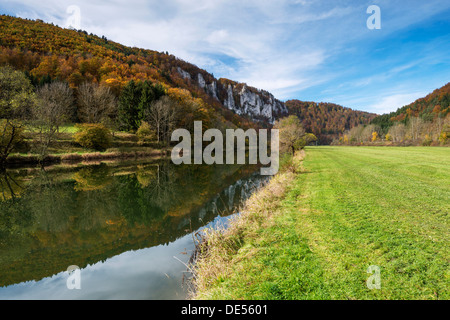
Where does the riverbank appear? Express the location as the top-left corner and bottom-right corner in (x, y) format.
(190, 146), (449, 300)
(4, 128), (169, 168)
(190, 151), (302, 299)
(5, 148), (167, 168)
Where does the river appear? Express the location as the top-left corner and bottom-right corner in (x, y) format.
(0, 159), (268, 299)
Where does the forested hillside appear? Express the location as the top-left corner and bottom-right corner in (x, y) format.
(6, 14), (446, 149)
(334, 84), (450, 147)
(285, 100), (377, 144)
(0, 14), (265, 130)
(371, 82), (450, 131)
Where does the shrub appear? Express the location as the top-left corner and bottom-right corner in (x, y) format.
(422, 134), (433, 146)
(136, 121), (156, 143)
(279, 151), (304, 174)
(74, 123), (112, 151)
(439, 131), (448, 145)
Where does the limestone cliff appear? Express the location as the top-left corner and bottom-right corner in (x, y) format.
(177, 68), (288, 124)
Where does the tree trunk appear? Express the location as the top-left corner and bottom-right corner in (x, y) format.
(0, 154), (7, 170)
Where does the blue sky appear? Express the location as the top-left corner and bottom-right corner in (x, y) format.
(1, 0), (450, 114)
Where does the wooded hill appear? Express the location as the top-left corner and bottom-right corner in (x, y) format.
(285, 100), (377, 144)
(6, 14), (445, 147)
(371, 82), (450, 131)
(333, 84), (450, 146)
(0, 14), (261, 130)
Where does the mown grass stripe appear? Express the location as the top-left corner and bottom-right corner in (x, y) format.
(194, 147), (449, 300)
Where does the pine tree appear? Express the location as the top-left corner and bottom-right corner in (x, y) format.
(138, 81), (156, 122)
(118, 80), (142, 132)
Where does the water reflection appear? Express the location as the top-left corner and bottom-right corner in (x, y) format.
(0, 160), (268, 299)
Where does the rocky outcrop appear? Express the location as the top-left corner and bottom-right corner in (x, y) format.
(177, 67), (191, 80)
(234, 84), (287, 122)
(177, 68), (288, 124)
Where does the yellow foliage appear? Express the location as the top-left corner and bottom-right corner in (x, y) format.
(372, 131), (379, 142)
(343, 135), (349, 144)
(439, 131), (448, 144)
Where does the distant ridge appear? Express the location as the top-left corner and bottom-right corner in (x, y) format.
(286, 100), (377, 144)
(371, 82), (450, 130)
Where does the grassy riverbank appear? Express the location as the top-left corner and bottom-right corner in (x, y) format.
(6, 126), (167, 167)
(191, 146), (450, 300)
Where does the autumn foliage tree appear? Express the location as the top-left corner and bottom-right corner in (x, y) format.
(274, 115), (307, 156)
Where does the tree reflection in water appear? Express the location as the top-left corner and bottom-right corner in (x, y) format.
(0, 160), (268, 289)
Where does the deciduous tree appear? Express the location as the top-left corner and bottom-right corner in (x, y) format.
(0, 66), (36, 167)
(32, 81), (74, 159)
(77, 82), (117, 124)
(274, 115), (306, 156)
(144, 96), (179, 144)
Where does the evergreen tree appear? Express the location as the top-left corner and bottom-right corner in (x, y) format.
(118, 80), (142, 132)
(138, 81), (156, 122)
(138, 81), (167, 122)
(38, 74), (52, 87)
(152, 82), (166, 100)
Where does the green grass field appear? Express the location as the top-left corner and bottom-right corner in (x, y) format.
(194, 146), (449, 300)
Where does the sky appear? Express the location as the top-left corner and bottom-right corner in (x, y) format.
(1, 0), (450, 114)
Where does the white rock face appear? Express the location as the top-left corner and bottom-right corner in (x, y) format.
(223, 84), (236, 110)
(240, 88), (259, 115)
(207, 81), (219, 100)
(178, 68), (287, 123)
(177, 67), (191, 80)
(231, 84), (287, 123)
(198, 73), (206, 89)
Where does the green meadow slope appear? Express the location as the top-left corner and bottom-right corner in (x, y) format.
(194, 147), (450, 300)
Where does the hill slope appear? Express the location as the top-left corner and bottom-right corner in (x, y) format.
(286, 100), (377, 144)
(0, 15), (287, 128)
(371, 83), (450, 131)
(0, 15), (385, 141)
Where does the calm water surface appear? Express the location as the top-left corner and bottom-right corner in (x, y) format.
(0, 160), (268, 299)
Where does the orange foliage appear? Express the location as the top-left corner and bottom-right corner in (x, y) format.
(0, 15), (262, 131)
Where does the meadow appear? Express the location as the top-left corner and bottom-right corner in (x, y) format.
(193, 146), (449, 300)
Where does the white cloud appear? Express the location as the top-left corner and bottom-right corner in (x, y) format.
(4, 0), (339, 92)
(365, 92), (427, 115)
(4, 0), (450, 111)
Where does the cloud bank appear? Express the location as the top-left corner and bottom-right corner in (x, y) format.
(2, 0), (450, 114)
